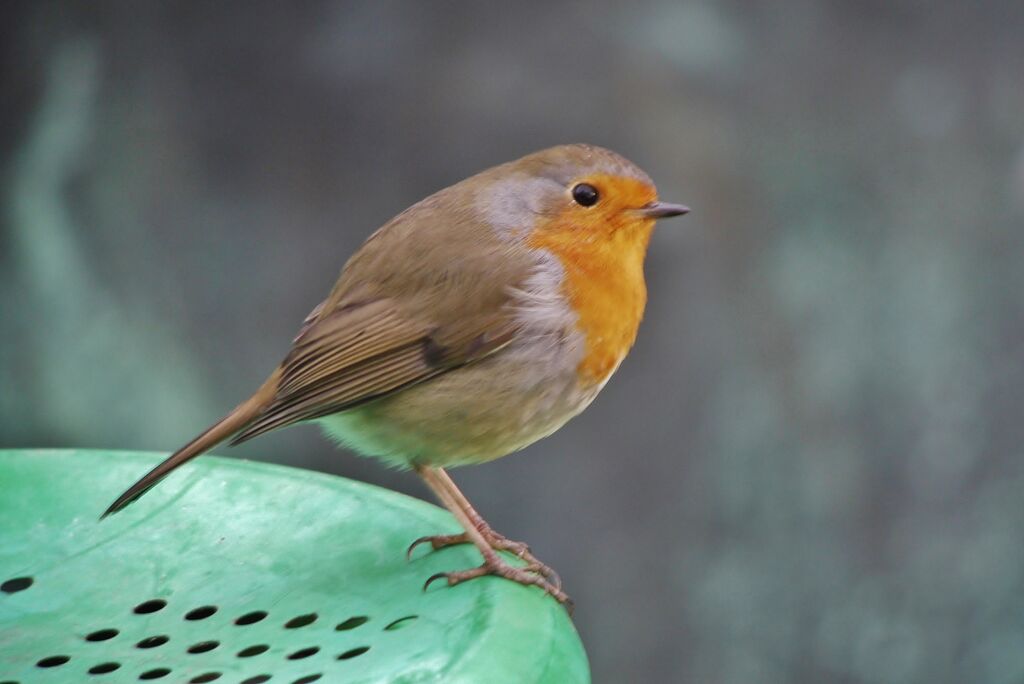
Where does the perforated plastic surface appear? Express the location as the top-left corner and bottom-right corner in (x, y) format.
(0, 450), (589, 683)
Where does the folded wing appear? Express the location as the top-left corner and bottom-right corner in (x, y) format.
(230, 298), (516, 444)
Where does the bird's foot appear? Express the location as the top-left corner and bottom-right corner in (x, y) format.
(423, 554), (572, 606)
(407, 528), (561, 589)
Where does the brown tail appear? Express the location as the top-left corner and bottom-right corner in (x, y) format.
(101, 370), (280, 518)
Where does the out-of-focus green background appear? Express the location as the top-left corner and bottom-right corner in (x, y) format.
(2, 2), (1023, 682)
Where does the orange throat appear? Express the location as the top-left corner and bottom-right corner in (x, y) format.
(528, 206), (654, 385)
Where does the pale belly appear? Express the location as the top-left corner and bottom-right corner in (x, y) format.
(318, 351), (604, 469)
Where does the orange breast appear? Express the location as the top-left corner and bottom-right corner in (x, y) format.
(527, 185), (655, 384)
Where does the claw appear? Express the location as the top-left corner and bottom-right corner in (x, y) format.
(423, 572), (448, 591)
(406, 536), (433, 561)
(524, 562), (563, 590)
(421, 559), (570, 605)
(407, 532), (473, 560)
(408, 527), (569, 606)
(408, 531), (560, 586)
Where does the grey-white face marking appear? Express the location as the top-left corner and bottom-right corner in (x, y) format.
(477, 173), (564, 242)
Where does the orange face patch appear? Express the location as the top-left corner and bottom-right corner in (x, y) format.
(527, 175), (658, 383)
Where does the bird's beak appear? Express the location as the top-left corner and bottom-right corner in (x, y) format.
(638, 201), (691, 219)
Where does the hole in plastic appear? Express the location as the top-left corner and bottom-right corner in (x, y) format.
(185, 605), (218, 620)
(384, 615), (418, 631)
(240, 677), (271, 684)
(89, 662), (121, 674)
(287, 646), (320, 660)
(285, 613), (317, 629)
(338, 646), (370, 660)
(133, 599), (166, 614)
(136, 635), (169, 649)
(335, 616), (369, 630)
(190, 674), (221, 683)
(238, 644), (270, 657)
(86, 628), (119, 642)
(1, 577), (33, 593)
(36, 655), (70, 668)
(139, 668), (171, 680)
(292, 676), (321, 684)
(188, 641), (220, 654)
(235, 610), (268, 626)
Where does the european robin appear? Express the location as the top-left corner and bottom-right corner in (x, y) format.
(104, 144), (689, 605)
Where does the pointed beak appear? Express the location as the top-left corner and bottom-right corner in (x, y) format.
(638, 201), (691, 219)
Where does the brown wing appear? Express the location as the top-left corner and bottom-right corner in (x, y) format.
(229, 298), (515, 444)
(105, 164), (542, 516)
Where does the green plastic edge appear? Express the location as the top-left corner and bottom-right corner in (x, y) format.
(0, 449), (590, 684)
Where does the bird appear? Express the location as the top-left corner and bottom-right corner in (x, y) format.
(103, 144), (689, 605)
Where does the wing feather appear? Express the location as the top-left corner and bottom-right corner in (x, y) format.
(230, 298), (516, 445)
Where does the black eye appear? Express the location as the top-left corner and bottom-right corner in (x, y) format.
(571, 183), (599, 207)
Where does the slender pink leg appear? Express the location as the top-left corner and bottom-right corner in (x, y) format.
(413, 465), (569, 605)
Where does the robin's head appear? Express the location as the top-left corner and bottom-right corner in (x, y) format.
(467, 145), (689, 383)
(477, 144), (688, 245)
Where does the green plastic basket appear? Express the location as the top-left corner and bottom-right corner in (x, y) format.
(0, 449), (589, 683)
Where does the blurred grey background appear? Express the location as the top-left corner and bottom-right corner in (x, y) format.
(3, 2), (1024, 682)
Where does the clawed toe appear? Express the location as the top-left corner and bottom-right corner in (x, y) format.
(407, 529), (563, 590)
(524, 561), (562, 590)
(411, 468), (571, 609)
(406, 533), (469, 560)
(423, 557), (571, 605)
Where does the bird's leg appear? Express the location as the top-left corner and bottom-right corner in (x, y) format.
(408, 469), (559, 582)
(411, 467), (562, 588)
(413, 465), (569, 604)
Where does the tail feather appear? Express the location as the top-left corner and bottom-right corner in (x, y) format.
(101, 370), (280, 518)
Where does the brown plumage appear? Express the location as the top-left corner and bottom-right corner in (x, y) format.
(103, 144), (689, 604)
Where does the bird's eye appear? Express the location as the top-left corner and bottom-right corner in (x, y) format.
(571, 183), (599, 207)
